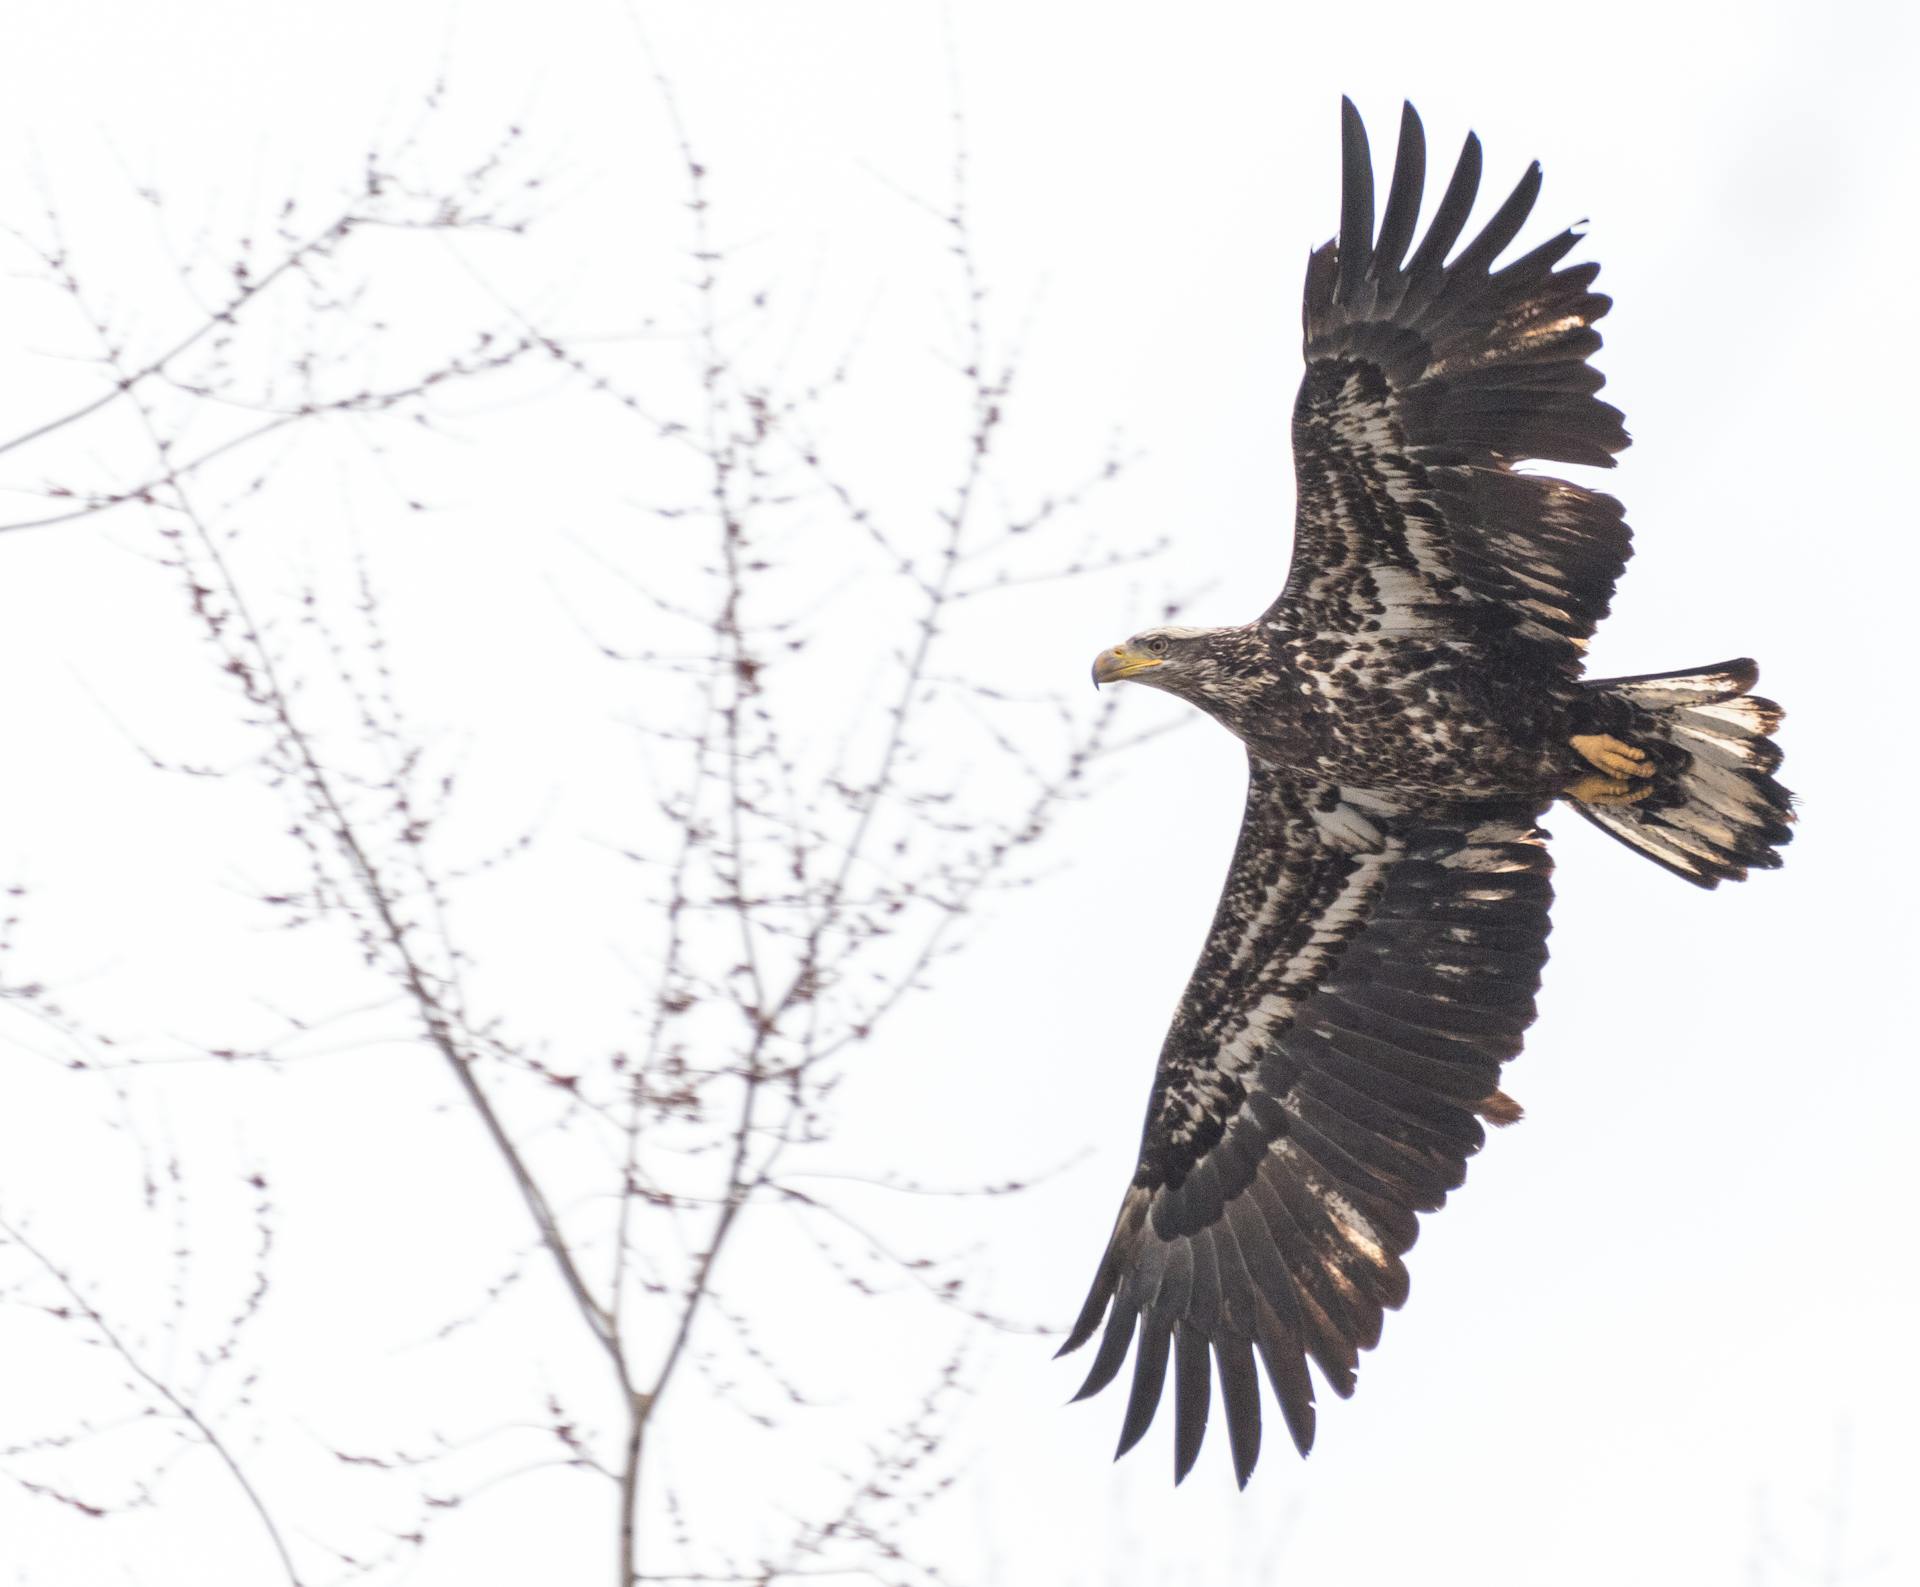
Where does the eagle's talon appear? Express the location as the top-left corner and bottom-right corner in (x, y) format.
(1569, 733), (1652, 780)
(1564, 772), (1653, 806)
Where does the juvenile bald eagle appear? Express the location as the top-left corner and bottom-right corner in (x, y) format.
(1059, 99), (1792, 1486)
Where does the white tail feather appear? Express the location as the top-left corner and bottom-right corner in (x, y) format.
(1574, 659), (1792, 888)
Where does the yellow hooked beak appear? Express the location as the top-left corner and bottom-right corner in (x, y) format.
(1091, 642), (1164, 688)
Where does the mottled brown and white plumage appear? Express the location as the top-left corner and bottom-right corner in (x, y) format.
(1061, 99), (1793, 1486)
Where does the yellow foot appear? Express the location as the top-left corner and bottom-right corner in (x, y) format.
(1564, 772), (1653, 806)
(1569, 732), (1653, 780)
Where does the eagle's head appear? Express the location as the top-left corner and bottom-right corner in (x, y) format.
(1091, 625), (1268, 717)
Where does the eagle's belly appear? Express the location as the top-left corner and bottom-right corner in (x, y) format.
(1243, 641), (1575, 798)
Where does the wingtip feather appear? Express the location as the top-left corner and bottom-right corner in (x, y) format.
(1336, 97), (1376, 304)
(1375, 101), (1428, 274)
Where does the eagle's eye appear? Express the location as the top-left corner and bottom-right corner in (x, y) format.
(1145, 635), (1170, 656)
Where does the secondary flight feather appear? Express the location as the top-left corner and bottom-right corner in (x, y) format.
(1060, 98), (1792, 1486)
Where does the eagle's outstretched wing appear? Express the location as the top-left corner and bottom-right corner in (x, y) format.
(1272, 99), (1631, 675)
(1057, 763), (1553, 1482)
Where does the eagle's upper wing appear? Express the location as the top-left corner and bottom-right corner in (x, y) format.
(1270, 99), (1631, 676)
(1057, 760), (1553, 1483)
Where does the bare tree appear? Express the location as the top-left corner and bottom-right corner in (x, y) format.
(0, 79), (1159, 1586)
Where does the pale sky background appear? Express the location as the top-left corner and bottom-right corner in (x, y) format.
(1, 3), (1916, 1586)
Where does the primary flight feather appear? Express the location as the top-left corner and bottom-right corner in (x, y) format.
(1059, 98), (1792, 1486)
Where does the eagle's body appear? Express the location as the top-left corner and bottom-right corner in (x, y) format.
(1061, 100), (1792, 1487)
(1148, 619), (1587, 799)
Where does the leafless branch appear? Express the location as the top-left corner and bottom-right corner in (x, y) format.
(1, 53), (1156, 1587)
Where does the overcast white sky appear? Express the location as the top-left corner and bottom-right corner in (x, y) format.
(2, 3), (1916, 1585)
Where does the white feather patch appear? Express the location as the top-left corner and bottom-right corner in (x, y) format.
(1312, 802), (1384, 853)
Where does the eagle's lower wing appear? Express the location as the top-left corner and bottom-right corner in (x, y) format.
(1270, 99), (1630, 675)
(1058, 761), (1553, 1483)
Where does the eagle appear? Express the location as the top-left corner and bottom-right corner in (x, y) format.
(1058, 99), (1792, 1486)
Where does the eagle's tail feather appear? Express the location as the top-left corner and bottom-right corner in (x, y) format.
(1573, 659), (1793, 888)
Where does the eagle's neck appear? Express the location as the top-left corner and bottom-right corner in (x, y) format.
(1157, 623), (1291, 742)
